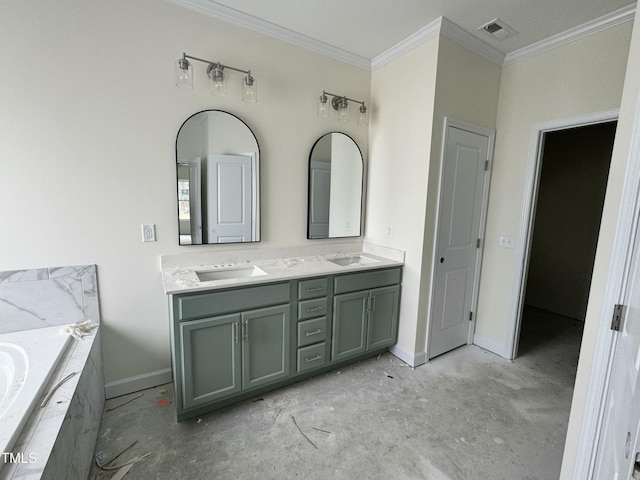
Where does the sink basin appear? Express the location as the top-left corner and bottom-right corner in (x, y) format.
(328, 255), (380, 267)
(196, 266), (267, 282)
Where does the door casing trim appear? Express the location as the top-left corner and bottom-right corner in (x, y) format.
(425, 117), (495, 360)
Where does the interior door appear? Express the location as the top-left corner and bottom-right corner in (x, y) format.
(592, 213), (640, 479)
(308, 160), (331, 238)
(207, 154), (253, 243)
(429, 124), (492, 359)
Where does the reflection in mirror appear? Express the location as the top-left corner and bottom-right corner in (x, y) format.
(307, 132), (363, 239)
(176, 110), (260, 245)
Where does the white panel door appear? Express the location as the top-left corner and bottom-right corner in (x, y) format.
(207, 154), (253, 243)
(592, 213), (640, 479)
(429, 125), (491, 359)
(308, 160), (331, 238)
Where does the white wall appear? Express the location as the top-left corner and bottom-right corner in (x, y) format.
(475, 22), (633, 351)
(0, 0), (370, 386)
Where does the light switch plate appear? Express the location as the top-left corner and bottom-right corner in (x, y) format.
(142, 224), (156, 242)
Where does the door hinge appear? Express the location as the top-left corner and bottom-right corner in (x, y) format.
(469, 311), (473, 321)
(484, 160), (489, 171)
(477, 238), (481, 248)
(611, 304), (625, 332)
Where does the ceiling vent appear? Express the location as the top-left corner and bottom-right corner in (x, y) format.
(478, 18), (518, 40)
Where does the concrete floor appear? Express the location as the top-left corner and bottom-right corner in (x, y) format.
(89, 307), (582, 480)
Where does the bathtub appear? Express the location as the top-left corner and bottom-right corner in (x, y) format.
(0, 326), (72, 458)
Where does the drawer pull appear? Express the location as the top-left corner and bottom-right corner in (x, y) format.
(305, 328), (322, 337)
(306, 306), (324, 313)
(306, 286), (324, 292)
(305, 354), (322, 363)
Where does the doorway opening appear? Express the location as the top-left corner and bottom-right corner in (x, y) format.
(516, 121), (617, 358)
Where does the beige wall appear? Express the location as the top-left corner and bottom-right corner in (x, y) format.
(366, 35), (501, 362)
(561, 8), (640, 478)
(475, 22), (633, 351)
(424, 37), (502, 355)
(366, 39), (439, 361)
(0, 0), (370, 385)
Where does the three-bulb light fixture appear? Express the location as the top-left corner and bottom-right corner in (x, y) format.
(317, 90), (368, 126)
(175, 52), (257, 103)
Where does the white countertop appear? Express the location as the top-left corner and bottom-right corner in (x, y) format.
(161, 244), (404, 295)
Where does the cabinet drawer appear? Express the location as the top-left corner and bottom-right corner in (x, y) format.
(298, 278), (328, 300)
(297, 317), (327, 347)
(298, 297), (328, 320)
(176, 283), (290, 321)
(297, 343), (327, 373)
(334, 268), (401, 295)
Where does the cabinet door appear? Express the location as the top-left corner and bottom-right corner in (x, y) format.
(367, 285), (400, 350)
(332, 291), (368, 362)
(179, 314), (242, 410)
(242, 304), (290, 390)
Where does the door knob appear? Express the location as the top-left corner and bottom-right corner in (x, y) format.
(440, 257), (444, 263)
(633, 451), (640, 480)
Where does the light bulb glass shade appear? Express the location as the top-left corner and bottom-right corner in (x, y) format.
(317, 94), (330, 118)
(242, 74), (257, 103)
(208, 64), (227, 96)
(337, 100), (350, 123)
(175, 58), (193, 89)
(356, 104), (368, 126)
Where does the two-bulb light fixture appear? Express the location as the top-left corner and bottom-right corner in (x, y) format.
(317, 90), (368, 126)
(175, 53), (257, 103)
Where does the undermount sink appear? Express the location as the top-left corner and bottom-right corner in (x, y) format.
(328, 255), (380, 267)
(196, 265), (267, 282)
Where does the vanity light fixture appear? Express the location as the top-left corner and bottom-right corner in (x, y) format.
(318, 90), (368, 126)
(175, 53), (257, 103)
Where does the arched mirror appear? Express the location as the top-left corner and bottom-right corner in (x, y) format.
(176, 110), (260, 245)
(307, 132), (363, 239)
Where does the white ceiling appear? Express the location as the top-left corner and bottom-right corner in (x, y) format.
(174, 0), (636, 66)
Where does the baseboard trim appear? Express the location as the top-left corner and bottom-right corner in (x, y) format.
(473, 335), (509, 359)
(104, 368), (173, 399)
(388, 344), (427, 368)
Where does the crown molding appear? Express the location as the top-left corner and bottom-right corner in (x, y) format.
(439, 17), (506, 66)
(371, 17), (442, 71)
(504, 3), (636, 66)
(372, 17), (505, 71)
(168, 0), (371, 70)
(169, 0), (636, 71)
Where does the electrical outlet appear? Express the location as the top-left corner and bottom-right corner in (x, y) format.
(499, 235), (514, 248)
(142, 224), (156, 242)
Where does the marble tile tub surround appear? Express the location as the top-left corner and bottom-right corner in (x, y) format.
(161, 242), (405, 294)
(0, 264), (103, 479)
(2, 330), (104, 480)
(0, 265), (100, 334)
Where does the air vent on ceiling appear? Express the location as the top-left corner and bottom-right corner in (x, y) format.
(478, 18), (518, 41)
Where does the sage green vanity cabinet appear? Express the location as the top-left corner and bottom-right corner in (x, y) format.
(332, 269), (401, 362)
(171, 282), (290, 418)
(295, 277), (330, 372)
(169, 266), (401, 421)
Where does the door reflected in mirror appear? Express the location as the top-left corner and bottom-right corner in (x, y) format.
(307, 132), (363, 239)
(176, 110), (260, 245)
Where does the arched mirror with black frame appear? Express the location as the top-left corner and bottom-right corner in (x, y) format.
(176, 110), (260, 245)
(307, 132), (363, 239)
